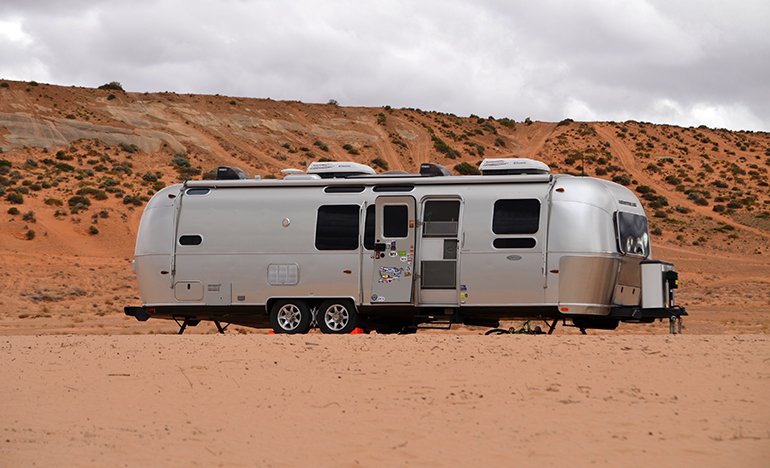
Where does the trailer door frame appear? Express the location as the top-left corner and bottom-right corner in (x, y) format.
(369, 196), (417, 304)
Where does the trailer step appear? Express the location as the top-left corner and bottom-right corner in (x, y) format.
(408, 314), (456, 331)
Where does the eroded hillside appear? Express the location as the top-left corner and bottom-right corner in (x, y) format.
(1, 80), (769, 333)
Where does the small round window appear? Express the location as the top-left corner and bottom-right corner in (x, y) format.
(179, 235), (202, 246)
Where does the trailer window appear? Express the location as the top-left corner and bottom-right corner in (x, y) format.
(179, 235), (202, 246)
(492, 199), (540, 234)
(186, 188), (210, 196)
(363, 205), (375, 250)
(423, 200), (460, 237)
(616, 212), (650, 257)
(315, 205), (360, 250)
(493, 238), (536, 249)
(383, 205), (408, 238)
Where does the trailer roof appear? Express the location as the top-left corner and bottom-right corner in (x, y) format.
(185, 172), (555, 189)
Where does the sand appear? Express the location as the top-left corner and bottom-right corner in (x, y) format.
(2, 334), (768, 467)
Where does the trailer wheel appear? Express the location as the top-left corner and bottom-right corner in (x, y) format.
(270, 300), (312, 334)
(317, 299), (358, 334)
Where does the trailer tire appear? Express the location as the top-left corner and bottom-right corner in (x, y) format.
(317, 299), (358, 334)
(270, 300), (312, 334)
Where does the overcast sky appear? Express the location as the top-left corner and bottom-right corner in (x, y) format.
(1, 0), (768, 131)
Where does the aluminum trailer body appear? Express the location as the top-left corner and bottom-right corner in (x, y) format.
(125, 160), (685, 334)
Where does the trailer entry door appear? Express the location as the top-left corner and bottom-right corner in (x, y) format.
(418, 199), (461, 304)
(371, 196), (416, 303)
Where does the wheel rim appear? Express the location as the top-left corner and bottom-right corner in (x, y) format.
(277, 304), (302, 331)
(323, 304), (350, 332)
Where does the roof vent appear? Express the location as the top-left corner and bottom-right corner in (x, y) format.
(419, 163), (452, 177)
(307, 161), (376, 178)
(216, 166), (249, 180)
(479, 158), (550, 175)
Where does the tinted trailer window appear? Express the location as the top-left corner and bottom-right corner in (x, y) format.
(616, 212), (650, 257)
(315, 205), (360, 250)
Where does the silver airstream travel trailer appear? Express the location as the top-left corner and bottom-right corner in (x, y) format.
(125, 159), (686, 334)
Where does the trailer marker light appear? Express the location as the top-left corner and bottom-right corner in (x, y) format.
(555, 188), (565, 192)
(550, 269), (559, 274)
(160, 270), (169, 275)
(560, 307), (569, 312)
(343, 270), (352, 274)
(168, 194), (176, 199)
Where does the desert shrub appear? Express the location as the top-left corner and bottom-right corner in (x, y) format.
(152, 181), (166, 191)
(22, 210), (36, 222)
(377, 113), (386, 125)
(556, 118), (574, 127)
(431, 136), (460, 159)
(594, 167), (607, 176)
(142, 172), (158, 182)
(171, 155), (191, 168)
(45, 198), (63, 206)
(665, 175), (681, 185)
(25, 158), (38, 167)
(229, 100), (236, 106)
(0, 82), (8, 88)
(653, 210), (667, 218)
(693, 197), (709, 206)
(711, 180), (728, 188)
(494, 137), (506, 147)
(122, 195), (144, 206)
(55, 162), (75, 172)
(89, 225), (99, 235)
(371, 157), (389, 171)
(65, 114), (76, 119)
(56, 150), (73, 161)
(612, 174), (631, 186)
(7, 207), (19, 215)
(635, 185), (652, 194)
(98, 210), (109, 219)
(727, 201), (742, 209)
(15, 186), (29, 195)
(651, 227), (662, 235)
(313, 140), (329, 152)
(107, 94), (116, 100)
(98, 81), (124, 91)
(29, 183), (42, 191)
(6, 192), (23, 204)
(26, 230), (35, 240)
(674, 205), (691, 214)
(454, 162), (481, 175)
(68, 195), (91, 207)
(0, 159), (11, 168)
(713, 224), (735, 233)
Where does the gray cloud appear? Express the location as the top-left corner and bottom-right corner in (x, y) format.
(1, 0), (768, 131)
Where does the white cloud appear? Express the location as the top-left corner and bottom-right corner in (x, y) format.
(0, 0), (768, 131)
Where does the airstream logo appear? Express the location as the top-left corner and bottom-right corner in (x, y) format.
(619, 200), (637, 207)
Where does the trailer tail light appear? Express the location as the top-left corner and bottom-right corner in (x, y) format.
(160, 270), (169, 275)
(168, 194), (176, 199)
(555, 188), (565, 192)
(560, 307), (569, 312)
(343, 270), (352, 274)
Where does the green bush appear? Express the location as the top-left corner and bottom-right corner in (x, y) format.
(6, 192), (23, 204)
(68, 195), (91, 207)
(454, 162), (481, 175)
(45, 198), (63, 206)
(98, 81), (124, 91)
(89, 225), (99, 235)
(371, 157), (389, 171)
(107, 94), (116, 100)
(7, 207), (19, 215)
(26, 230), (35, 240)
(22, 210), (35, 222)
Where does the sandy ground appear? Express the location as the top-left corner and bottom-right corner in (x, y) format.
(2, 334), (769, 468)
